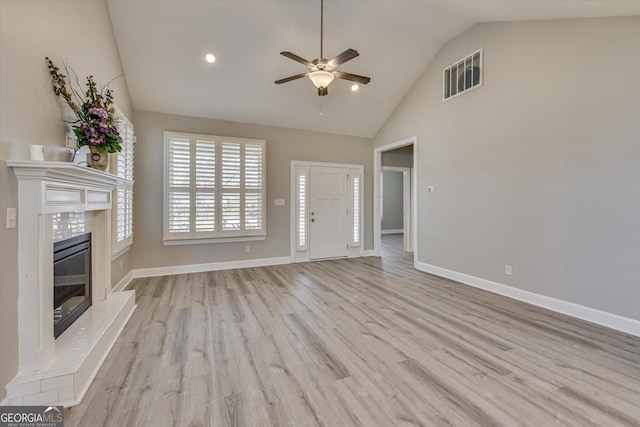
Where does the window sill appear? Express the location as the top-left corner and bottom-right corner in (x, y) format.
(162, 236), (266, 246)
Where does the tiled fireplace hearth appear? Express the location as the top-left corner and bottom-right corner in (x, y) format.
(4, 161), (136, 406)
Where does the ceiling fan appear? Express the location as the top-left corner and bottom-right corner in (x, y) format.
(275, 0), (371, 96)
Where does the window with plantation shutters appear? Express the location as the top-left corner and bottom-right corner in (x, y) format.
(111, 110), (134, 256)
(163, 131), (266, 243)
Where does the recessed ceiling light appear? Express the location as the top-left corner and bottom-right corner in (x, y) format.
(351, 84), (359, 92)
(205, 53), (216, 64)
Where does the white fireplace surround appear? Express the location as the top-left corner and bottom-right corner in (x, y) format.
(4, 161), (136, 406)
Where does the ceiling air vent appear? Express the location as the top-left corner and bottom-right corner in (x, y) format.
(443, 49), (482, 101)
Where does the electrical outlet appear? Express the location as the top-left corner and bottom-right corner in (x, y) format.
(505, 265), (513, 276)
(6, 208), (16, 229)
(244, 245), (251, 253)
(274, 199), (286, 206)
(427, 186), (435, 194)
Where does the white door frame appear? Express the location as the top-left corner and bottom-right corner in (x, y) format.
(290, 160), (364, 262)
(381, 166), (412, 252)
(374, 137), (417, 267)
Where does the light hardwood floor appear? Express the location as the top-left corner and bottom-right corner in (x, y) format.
(66, 234), (640, 426)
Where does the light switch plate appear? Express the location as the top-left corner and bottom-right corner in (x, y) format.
(427, 186), (435, 194)
(274, 199), (286, 206)
(65, 136), (77, 149)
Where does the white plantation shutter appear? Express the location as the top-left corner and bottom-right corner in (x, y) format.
(351, 170), (361, 246)
(164, 132), (266, 242)
(221, 193), (241, 231)
(245, 193), (262, 230)
(195, 193), (216, 232)
(116, 188), (126, 239)
(244, 143), (264, 231)
(112, 110), (134, 255)
(167, 136), (192, 235)
(195, 139), (216, 233)
(296, 165), (308, 250)
(221, 142), (241, 233)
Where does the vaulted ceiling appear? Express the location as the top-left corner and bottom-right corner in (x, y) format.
(107, 1), (640, 138)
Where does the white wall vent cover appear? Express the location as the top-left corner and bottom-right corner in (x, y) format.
(443, 49), (482, 100)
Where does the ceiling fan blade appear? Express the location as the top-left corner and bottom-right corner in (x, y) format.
(333, 71), (371, 84)
(274, 72), (310, 84)
(280, 52), (314, 68)
(328, 49), (359, 68)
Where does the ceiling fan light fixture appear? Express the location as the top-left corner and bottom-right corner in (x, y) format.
(309, 70), (334, 89)
(275, 0), (370, 96)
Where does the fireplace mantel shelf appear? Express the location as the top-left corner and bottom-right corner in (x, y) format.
(8, 161), (133, 214)
(7, 160), (133, 188)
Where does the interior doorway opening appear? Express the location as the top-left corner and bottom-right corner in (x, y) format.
(381, 166), (412, 254)
(374, 138), (417, 265)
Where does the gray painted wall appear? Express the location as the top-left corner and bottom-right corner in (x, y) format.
(0, 0), (133, 399)
(382, 171), (403, 231)
(372, 17), (640, 321)
(131, 110), (373, 270)
(111, 250), (133, 289)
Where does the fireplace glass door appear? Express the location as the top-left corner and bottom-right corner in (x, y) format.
(53, 233), (92, 338)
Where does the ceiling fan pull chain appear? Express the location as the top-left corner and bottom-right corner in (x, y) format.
(320, 0), (324, 59)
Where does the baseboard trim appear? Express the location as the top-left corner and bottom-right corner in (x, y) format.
(381, 229), (403, 235)
(362, 250), (375, 257)
(112, 270), (134, 292)
(133, 256), (291, 278)
(415, 261), (640, 337)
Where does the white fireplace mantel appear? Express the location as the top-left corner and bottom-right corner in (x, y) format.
(8, 161), (129, 210)
(5, 161), (136, 406)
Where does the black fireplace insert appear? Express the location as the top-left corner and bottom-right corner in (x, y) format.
(53, 232), (92, 338)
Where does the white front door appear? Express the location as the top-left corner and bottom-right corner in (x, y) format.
(309, 166), (349, 259)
